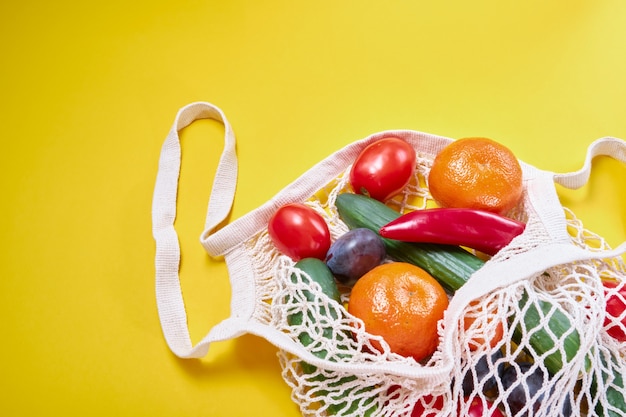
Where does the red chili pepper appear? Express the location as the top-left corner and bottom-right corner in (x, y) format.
(379, 208), (526, 256)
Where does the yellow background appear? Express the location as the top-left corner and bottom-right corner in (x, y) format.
(2, 1), (625, 416)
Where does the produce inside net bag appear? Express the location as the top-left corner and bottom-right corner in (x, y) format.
(152, 102), (626, 417)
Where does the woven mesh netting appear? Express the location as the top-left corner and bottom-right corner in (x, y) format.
(243, 150), (626, 417)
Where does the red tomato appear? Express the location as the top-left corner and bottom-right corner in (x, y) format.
(268, 203), (331, 261)
(603, 281), (626, 341)
(411, 395), (444, 417)
(463, 397), (504, 417)
(350, 137), (417, 201)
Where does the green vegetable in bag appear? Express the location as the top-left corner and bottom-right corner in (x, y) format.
(287, 258), (378, 416)
(335, 193), (583, 374)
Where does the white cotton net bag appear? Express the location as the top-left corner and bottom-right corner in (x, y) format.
(152, 102), (626, 417)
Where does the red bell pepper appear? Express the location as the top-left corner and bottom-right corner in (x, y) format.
(379, 207), (526, 256)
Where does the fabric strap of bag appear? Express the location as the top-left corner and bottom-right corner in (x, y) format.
(150, 110), (458, 386)
(521, 136), (626, 257)
(554, 137), (626, 189)
(151, 101), (241, 359)
(152, 110), (626, 378)
(151, 112), (456, 371)
(552, 136), (626, 255)
(440, 136), (626, 364)
(201, 130), (453, 256)
(445, 137), (626, 305)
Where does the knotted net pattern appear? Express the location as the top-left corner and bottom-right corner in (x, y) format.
(242, 150), (626, 417)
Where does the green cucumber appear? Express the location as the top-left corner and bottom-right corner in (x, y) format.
(335, 193), (484, 292)
(335, 193), (583, 377)
(287, 258), (378, 416)
(593, 352), (626, 417)
(512, 291), (583, 376)
(287, 258), (341, 368)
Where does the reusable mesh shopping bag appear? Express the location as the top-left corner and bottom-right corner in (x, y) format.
(152, 102), (626, 416)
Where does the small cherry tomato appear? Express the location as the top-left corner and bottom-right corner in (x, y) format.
(268, 203), (331, 261)
(463, 397), (504, 417)
(603, 281), (626, 342)
(350, 137), (417, 202)
(411, 395), (444, 417)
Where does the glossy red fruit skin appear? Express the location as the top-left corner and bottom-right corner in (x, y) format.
(350, 137), (417, 202)
(379, 207), (525, 256)
(604, 281), (626, 341)
(464, 397), (504, 417)
(411, 395), (444, 417)
(268, 203), (331, 261)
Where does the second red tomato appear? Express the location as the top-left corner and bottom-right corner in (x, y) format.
(350, 137), (417, 202)
(604, 280), (626, 342)
(463, 397), (504, 417)
(268, 203), (331, 261)
(411, 395), (444, 417)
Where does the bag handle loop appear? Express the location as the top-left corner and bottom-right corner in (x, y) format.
(151, 102), (239, 359)
(553, 136), (626, 251)
(554, 137), (626, 189)
(519, 137), (626, 251)
(441, 137), (626, 366)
